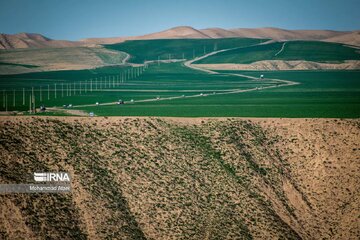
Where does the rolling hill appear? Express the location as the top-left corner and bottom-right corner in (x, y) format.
(2, 26), (359, 50)
(81, 26), (360, 46)
(0, 46), (128, 74)
(103, 38), (265, 63)
(0, 33), (85, 49)
(194, 41), (360, 64)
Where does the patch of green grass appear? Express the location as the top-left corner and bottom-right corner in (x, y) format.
(79, 70), (360, 118)
(104, 38), (266, 63)
(0, 62), (267, 112)
(195, 41), (360, 64)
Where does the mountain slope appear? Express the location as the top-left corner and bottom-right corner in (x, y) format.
(0, 117), (359, 239)
(0, 46), (127, 74)
(226, 28), (347, 41)
(3, 27), (359, 49)
(0, 33), (84, 49)
(82, 26), (211, 45)
(324, 31), (360, 46)
(81, 26), (359, 46)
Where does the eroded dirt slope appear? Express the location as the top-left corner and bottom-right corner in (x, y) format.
(0, 117), (359, 239)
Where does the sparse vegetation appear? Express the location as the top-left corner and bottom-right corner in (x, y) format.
(1, 117), (358, 239)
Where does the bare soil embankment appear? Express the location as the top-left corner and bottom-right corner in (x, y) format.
(0, 117), (359, 239)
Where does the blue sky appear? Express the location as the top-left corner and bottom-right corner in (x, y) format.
(0, 0), (359, 40)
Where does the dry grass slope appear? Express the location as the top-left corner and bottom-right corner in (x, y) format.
(0, 117), (359, 239)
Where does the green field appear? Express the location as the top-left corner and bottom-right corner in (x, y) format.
(74, 67), (360, 118)
(104, 38), (266, 63)
(194, 41), (360, 64)
(0, 63), (273, 112)
(0, 38), (359, 118)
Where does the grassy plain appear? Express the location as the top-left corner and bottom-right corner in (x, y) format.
(104, 38), (266, 63)
(194, 41), (360, 64)
(79, 69), (360, 118)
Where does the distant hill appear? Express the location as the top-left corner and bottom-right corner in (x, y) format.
(323, 31), (360, 46)
(82, 26), (360, 46)
(81, 26), (211, 45)
(2, 26), (359, 50)
(0, 33), (85, 49)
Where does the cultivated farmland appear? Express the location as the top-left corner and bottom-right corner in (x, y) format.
(104, 38), (266, 63)
(194, 41), (360, 64)
(0, 38), (359, 118)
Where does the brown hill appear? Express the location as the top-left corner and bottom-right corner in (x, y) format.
(226, 27), (347, 41)
(140, 26), (210, 39)
(200, 27), (239, 38)
(82, 26), (210, 45)
(0, 33), (84, 49)
(324, 31), (360, 46)
(0, 117), (359, 239)
(3, 27), (360, 49)
(82, 26), (359, 46)
(0, 46), (128, 75)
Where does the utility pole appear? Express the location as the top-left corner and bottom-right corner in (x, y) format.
(79, 82), (82, 94)
(32, 87), (35, 103)
(48, 85), (50, 100)
(73, 82), (76, 95)
(23, 88), (25, 105)
(13, 89), (15, 107)
(85, 80), (87, 93)
(2, 90), (5, 108)
(29, 94), (31, 113)
(55, 83), (57, 99)
(62, 83), (64, 97)
(33, 93), (35, 113)
(90, 79), (93, 92)
(40, 86), (42, 101)
(69, 84), (71, 96)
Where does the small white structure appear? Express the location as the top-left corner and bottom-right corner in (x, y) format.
(131, 99), (134, 102)
(96, 102), (99, 106)
(260, 74), (264, 79)
(89, 112), (94, 117)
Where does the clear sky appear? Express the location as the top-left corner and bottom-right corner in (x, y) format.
(0, 0), (359, 40)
